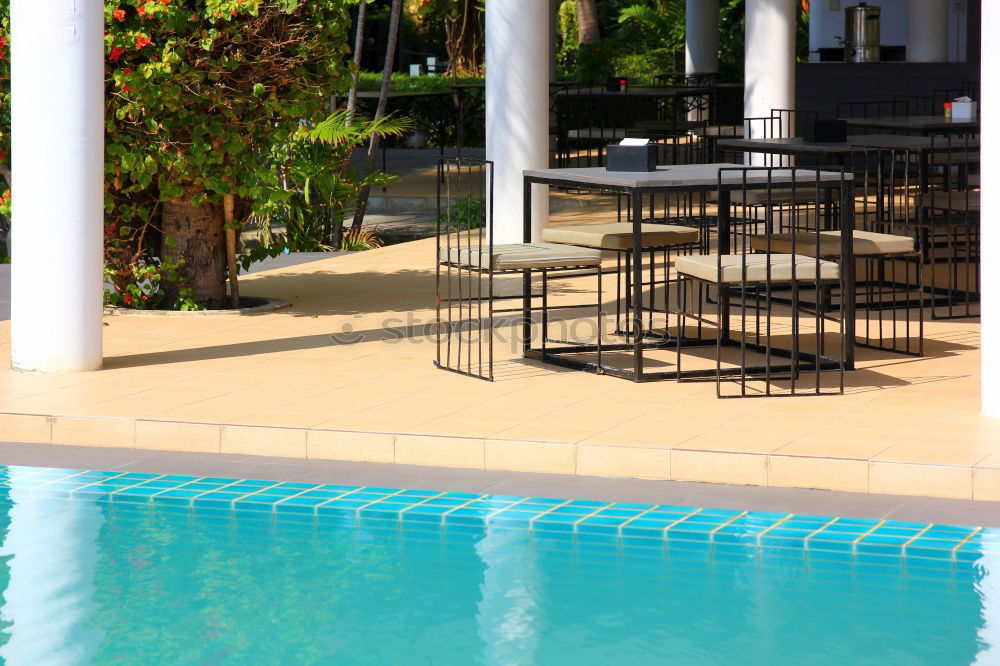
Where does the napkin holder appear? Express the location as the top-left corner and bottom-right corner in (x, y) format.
(606, 143), (657, 172)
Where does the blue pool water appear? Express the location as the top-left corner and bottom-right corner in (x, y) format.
(0, 466), (997, 665)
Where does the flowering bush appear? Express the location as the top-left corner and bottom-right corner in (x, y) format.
(102, 0), (357, 308)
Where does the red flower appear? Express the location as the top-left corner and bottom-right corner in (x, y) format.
(123, 293), (133, 305)
(141, 295), (148, 302)
(160, 0), (170, 4)
(138, 5), (146, 17)
(123, 84), (130, 92)
(107, 223), (117, 235)
(2, 191), (10, 202)
(122, 67), (134, 75)
(109, 47), (123, 62)
(112, 7), (125, 22)
(135, 34), (151, 49)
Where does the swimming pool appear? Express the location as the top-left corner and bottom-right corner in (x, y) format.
(0, 465), (995, 665)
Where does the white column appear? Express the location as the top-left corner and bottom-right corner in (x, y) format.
(486, 0), (549, 244)
(11, 0), (104, 372)
(744, 0), (796, 125)
(685, 0), (720, 77)
(907, 0), (949, 63)
(982, 1), (1000, 418)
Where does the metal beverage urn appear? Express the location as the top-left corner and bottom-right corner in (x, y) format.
(844, 2), (881, 63)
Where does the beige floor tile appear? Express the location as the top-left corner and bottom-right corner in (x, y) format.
(576, 444), (670, 480)
(973, 468), (1000, 501)
(0, 413), (52, 444)
(485, 439), (576, 474)
(774, 437), (897, 460)
(869, 462), (973, 500)
(51, 417), (135, 448)
(671, 450), (768, 486)
(767, 455), (868, 493)
(307, 430), (394, 464)
(395, 435), (485, 469)
(873, 443), (995, 466)
(135, 420), (221, 454)
(221, 425), (307, 457)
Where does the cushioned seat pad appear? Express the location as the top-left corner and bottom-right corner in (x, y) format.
(749, 230), (915, 257)
(541, 223), (699, 251)
(439, 242), (603, 270)
(676, 254), (840, 284)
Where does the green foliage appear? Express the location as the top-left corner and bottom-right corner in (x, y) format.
(104, 257), (200, 311)
(439, 195), (485, 232)
(340, 227), (382, 251)
(557, 0), (579, 73)
(254, 110), (412, 252)
(100, 0), (359, 307)
(617, 3), (684, 51)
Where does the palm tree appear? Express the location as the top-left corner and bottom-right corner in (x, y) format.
(352, 0), (403, 231)
(576, 0), (600, 45)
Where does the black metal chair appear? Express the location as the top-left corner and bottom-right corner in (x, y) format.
(673, 168), (849, 398)
(748, 146), (925, 356)
(435, 158), (605, 381)
(917, 135), (980, 320)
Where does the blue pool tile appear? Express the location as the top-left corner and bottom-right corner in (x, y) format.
(532, 513), (580, 532)
(591, 507), (647, 519)
(920, 525), (978, 540)
(398, 508), (450, 524)
(276, 496), (337, 514)
(807, 531), (860, 552)
(360, 502), (413, 518)
(152, 488), (202, 506)
(488, 510), (540, 528)
(444, 508), (499, 526)
(621, 519), (671, 538)
(316, 498), (369, 512)
(416, 497), (469, 507)
(857, 534), (911, 556)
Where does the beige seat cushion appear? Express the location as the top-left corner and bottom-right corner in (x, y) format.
(676, 254), (840, 284)
(916, 191), (980, 213)
(749, 230), (915, 257)
(541, 223), (699, 251)
(439, 242), (603, 271)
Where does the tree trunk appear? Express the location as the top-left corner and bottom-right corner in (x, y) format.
(346, 0), (367, 119)
(223, 194), (240, 308)
(161, 193), (227, 308)
(576, 0), (600, 45)
(351, 0), (402, 231)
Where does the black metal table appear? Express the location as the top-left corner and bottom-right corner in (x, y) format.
(840, 115), (979, 137)
(716, 134), (979, 192)
(521, 163), (856, 381)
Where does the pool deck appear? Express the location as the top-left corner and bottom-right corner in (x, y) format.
(0, 199), (993, 502)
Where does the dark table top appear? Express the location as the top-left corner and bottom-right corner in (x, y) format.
(840, 115), (979, 131)
(523, 163), (849, 190)
(715, 134), (956, 154)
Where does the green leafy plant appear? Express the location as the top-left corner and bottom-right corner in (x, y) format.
(104, 256), (199, 311)
(103, 0), (359, 308)
(254, 110), (412, 252)
(340, 227), (382, 251)
(439, 195), (485, 232)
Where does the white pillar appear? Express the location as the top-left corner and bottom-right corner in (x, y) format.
(982, 1), (1000, 418)
(486, 0), (549, 244)
(11, 0), (104, 372)
(907, 0), (949, 63)
(686, 0), (720, 77)
(744, 0), (796, 126)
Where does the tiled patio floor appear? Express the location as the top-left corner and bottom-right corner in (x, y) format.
(0, 198), (992, 501)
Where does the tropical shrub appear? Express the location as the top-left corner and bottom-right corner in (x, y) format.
(103, 0), (358, 308)
(253, 110), (411, 252)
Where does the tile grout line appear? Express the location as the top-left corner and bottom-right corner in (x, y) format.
(951, 526), (983, 563)
(851, 520), (887, 557)
(803, 516), (840, 554)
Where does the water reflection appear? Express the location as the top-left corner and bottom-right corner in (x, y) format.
(0, 468), (105, 665)
(0, 469), (990, 664)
